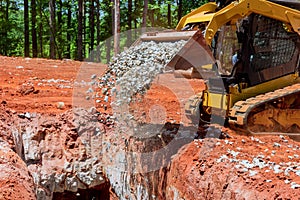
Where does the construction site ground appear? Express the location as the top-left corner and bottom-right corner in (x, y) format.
(0, 55), (300, 199)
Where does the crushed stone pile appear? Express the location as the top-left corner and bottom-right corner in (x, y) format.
(98, 40), (186, 108)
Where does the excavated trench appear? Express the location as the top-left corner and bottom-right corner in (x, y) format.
(102, 122), (196, 199)
(0, 101), (206, 199)
(0, 39), (198, 199)
(2, 93), (200, 200)
(3, 102), (300, 199)
(0, 104), (112, 199)
(52, 185), (110, 199)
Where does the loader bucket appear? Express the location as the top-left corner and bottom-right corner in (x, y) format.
(132, 29), (216, 79)
(140, 30), (197, 42)
(166, 30), (216, 79)
(132, 30), (197, 46)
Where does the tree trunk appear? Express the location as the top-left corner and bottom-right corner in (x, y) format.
(4, 0), (9, 55)
(96, 0), (101, 62)
(113, 0), (120, 56)
(5, 0), (9, 27)
(106, 0), (114, 62)
(66, 1), (71, 59)
(126, 0), (132, 47)
(77, 0), (83, 60)
(89, 0), (95, 53)
(24, 0), (30, 57)
(157, 0), (163, 26)
(111, 0), (114, 37)
(83, 1), (87, 58)
(31, 0), (37, 57)
(134, 0), (138, 38)
(142, 0), (148, 28)
(38, 2), (43, 57)
(57, 0), (63, 58)
(49, 0), (56, 59)
(149, 0), (154, 26)
(106, 39), (111, 63)
(57, 0), (62, 27)
(167, 3), (171, 27)
(177, 0), (182, 23)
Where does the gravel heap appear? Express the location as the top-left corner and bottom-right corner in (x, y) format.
(98, 40), (186, 108)
(212, 135), (300, 189)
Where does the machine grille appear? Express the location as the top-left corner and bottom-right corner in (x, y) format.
(251, 15), (298, 72)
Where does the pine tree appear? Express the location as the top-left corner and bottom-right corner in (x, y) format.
(49, 0), (56, 59)
(31, 0), (37, 57)
(77, 0), (83, 60)
(113, 0), (120, 55)
(24, 0), (30, 57)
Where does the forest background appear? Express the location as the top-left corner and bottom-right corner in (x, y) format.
(0, 0), (208, 62)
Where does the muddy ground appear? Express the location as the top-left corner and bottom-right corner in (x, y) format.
(0, 55), (299, 199)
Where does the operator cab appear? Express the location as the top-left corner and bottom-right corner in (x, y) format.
(208, 14), (299, 94)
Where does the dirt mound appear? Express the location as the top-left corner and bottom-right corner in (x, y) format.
(103, 125), (300, 199)
(166, 135), (300, 199)
(0, 141), (36, 200)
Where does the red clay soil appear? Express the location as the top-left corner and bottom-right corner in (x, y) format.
(0, 56), (82, 113)
(0, 55), (202, 119)
(0, 144), (36, 199)
(128, 74), (206, 124)
(166, 135), (300, 199)
(1, 56), (300, 199)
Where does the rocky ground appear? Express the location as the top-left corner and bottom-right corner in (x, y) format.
(0, 49), (300, 200)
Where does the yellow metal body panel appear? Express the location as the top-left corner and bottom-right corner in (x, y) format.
(202, 91), (228, 110)
(202, 73), (300, 115)
(176, 3), (217, 30)
(204, 0), (300, 45)
(229, 73), (300, 109)
(201, 64), (213, 70)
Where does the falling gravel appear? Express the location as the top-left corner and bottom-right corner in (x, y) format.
(98, 40), (186, 108)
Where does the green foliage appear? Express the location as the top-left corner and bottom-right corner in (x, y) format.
(0, 0), (23, 56)
(0, 0), (213, 60)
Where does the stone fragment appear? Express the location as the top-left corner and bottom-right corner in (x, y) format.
(284, 167), (293, 176)
(284, 179), (290, 184)
(273, 142), (281, 147)
(57, 102), (65, 109)
(216, 155), (228, 163)
(273, 165), (283, 174)
(25, 112), (31, 119)
(291, 182), (300, 189)
(65, 176), (78, 192)
(240, 160), (254, 169)
(249, 170), (258, 177)
(54, 173), (66, 193)
(91, 74), (97, 79)
(86, 88), (94, 93)
(102, 88), (108, 94)
(104, 95), (109, 102)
